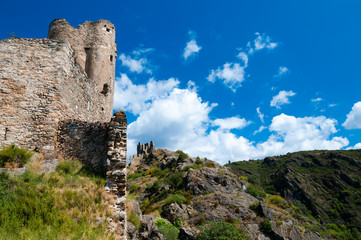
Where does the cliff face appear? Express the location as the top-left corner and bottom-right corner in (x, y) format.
(126, 145), (323, 240)
(227, 150), (361, 239)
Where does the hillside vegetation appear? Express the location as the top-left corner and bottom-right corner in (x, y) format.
(227, 149), (361, 240)
(0, 158), (114, 240)
(126, 148), (323, 240)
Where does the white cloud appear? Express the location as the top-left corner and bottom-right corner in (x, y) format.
(246, 32), (278, 54)
(119, 53), (152, 74)
(270, 90), (296, 109)
(113, 74), (179, 114)
(311, 98), (323, 102)
(346, 143), (361, 150)
(254, 126), (267, 135)
(237, 51), (249, 67)
(183, 32), (202, 60)
(329, 103), (337, 108)
(207, 63), (246, 92)
(274, 66), (289, 78)
(342, 101), (361, 129)
(122, 77), (348, 165)
(254, 114), (349, 157)
(132, 48), (155, 56)
(128, 87), (217, 156)
(256, 107), (264, 123)
(207, 33), (276, 91)
(213, 117), (251, 130)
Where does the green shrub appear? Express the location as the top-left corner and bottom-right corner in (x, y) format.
(195, 157), (203, 165)
(0, 144), (34, 168)
(239, 175), (248, 182)
(164, 194), (186, 207)
(129, 184), (140, 193)
(294, 200), (309, 215)
(205, 161), (216, 168)
(155, 218), (179, 240)
(326, 224), (355, 239)
(128, 211), (141, 229)
(56, 159), (82, 175)
(166, 172), (184, 189)
(196, 222), (248, 240)
(127, 170), (145, 181)
(247, 175), (260, 185)
(245, 184), (266, 199)
(173, 216), (182, 229)
(249, 201), (260, 211)
(259, 219), (272, 234)
(268, 195), (287, 208)
(183, 164), (202, 172)
(176, 150), (189, 162)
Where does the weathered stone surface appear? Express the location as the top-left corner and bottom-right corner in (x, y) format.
(179, 227), (198, 240)
(0, 19), (116, 166)
(162, 203), (187, 223)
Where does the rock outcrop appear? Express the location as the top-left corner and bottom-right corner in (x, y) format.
(127, 146), (323, 239)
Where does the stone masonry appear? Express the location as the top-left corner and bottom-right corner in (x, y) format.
(0, 19), (116, 164)
(106, 111), (127, 239)
(0, 19), (127, 238)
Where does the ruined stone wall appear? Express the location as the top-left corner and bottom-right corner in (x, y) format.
(57, 120), (109, 173)
(48, 18), (116, 119)
(106, 111), (127, 239)
(0, 37), (110, 162)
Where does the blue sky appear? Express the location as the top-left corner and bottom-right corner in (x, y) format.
(1, 0), (361, 163)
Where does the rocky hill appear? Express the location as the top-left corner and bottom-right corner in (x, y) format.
(126, 146), (324, 240)
(227, 150), (361, 239)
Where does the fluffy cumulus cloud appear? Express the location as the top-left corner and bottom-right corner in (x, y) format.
(213, 117), (251, 130)
(127, 87), (217, 156)
(270, 90), (296, 109)
(266, 114), (349, 152)
(115, 77), (349, 165)
(113, 74), (179, 114)
(342, 101), (361, 129)
(274, 66), (289, 78)
(207, 63), (246, 92)
(183, 31), (202, 60)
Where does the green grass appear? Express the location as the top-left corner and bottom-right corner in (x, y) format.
(164, 194), (186, 207)
(155, 218), (179, 240)
(196, 222), (248, 240)
(0, 144), (34, 168)
(0, 159), (113, 240)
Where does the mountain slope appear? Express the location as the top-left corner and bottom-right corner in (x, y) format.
(227, 149), (361, 239)
(126, 147), (323, 240)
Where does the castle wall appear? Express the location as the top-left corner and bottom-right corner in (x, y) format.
(57, 120), (109, 173)
(0, 37), (110, 160)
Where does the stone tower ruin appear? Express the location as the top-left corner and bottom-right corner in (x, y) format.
(48, 18), (117, 119)
(0, 19), (119, 164)
(0, 19), (127, 239)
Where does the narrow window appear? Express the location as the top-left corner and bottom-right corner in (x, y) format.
(110, 55), (113, 62)
(101, 83), (109, 96)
